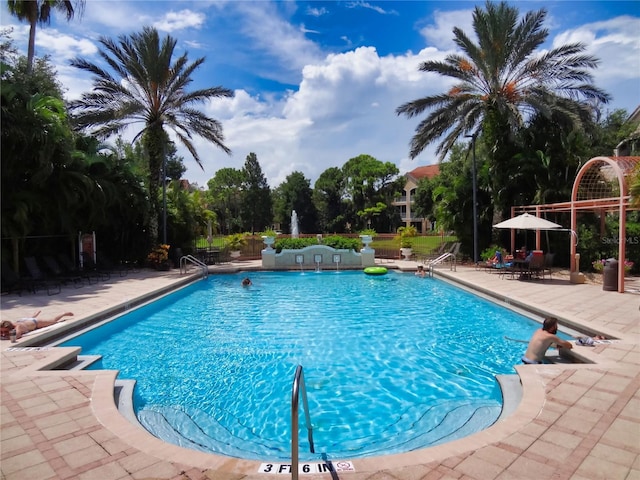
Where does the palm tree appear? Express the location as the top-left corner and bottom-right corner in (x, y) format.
(396, 1), (610, 214)
(69, 26), (234, 243)
(6, 0), (84, 73)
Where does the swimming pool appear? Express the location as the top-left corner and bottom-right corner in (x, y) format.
(58, 271), (558, 461)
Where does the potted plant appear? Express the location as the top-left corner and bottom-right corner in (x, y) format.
(396, 226), (417, 260)
(147, 244), (171, 270)
(225, 233), (247, 258)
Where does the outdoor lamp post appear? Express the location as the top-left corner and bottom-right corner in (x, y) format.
(465, 133), (478, 264)
(162, 148), (167, 245)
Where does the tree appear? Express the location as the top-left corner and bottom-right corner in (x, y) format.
(342, 154), (402, 232)
(164, 142), (186, 181)
(397, 1), (610, 216)
(313, 167), (346, 233)
(69, 26), (233, 243)
(207, 167), (244, 234)
(1, 57), (75, 243)
(241, 152), (272, 233)
(429, 143), (494, 257)
(630, 165), (640, 208)
(6, 0), (84, 73)
(276, 171), (317, 234)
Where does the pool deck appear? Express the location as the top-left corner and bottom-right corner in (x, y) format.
(1, 261), (639, 480)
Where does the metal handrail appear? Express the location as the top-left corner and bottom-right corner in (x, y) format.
(179, 255), (208, 278)
(425, 252), (457, 277)
(291, 365), (314, 480)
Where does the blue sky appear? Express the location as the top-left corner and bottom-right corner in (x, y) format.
(2, 1), (639, 188)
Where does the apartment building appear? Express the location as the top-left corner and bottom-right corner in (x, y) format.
(393, 164), (440, 233)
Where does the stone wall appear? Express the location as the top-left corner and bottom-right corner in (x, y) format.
(261, 244), (375, 269)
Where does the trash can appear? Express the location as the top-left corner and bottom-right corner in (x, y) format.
(602, 258), (619, 291)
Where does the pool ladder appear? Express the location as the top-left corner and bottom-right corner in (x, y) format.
(179, 255), (208, 278)
(291, 365), (315, 480)
(425, 252), (457, 277)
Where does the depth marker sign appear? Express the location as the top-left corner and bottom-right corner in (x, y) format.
(258, 461), (355, 474)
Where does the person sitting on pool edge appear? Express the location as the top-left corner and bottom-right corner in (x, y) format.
(0, 311), (74, 339)
(522, 316), (573, 364)
(241, 277), (252, 286)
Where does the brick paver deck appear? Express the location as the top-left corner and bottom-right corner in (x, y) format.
(1, 262), (639, 480)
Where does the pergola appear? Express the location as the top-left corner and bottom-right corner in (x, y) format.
(508, 156), (639, 293)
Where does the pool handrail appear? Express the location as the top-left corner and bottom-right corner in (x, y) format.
(291, 365), (315, 480)
(179, 255), (208, 278)
(425, 252), (457, 277)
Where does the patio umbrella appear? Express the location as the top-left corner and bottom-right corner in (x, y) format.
(493, 213), (562, 230)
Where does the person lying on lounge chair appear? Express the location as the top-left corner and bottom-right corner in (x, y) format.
(0, 311), (73, 339)
(522, 317), (573, 364)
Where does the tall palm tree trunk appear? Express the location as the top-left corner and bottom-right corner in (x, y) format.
(143, 126), (167, 244)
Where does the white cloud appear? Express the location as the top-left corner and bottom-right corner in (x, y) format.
(553, 16), (640, 84)
(37, 29), (97, 60)
(233, 2), (324, 72)
(153, 10), (206, 32)
(419, 8), (473, 51)
(346, 1), (398, 16)
(306, 6), (328, 18)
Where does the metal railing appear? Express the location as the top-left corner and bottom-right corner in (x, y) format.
(291, 365), (314, 480)
(425, 252), (457, 277)
(179, 255), (208, 278)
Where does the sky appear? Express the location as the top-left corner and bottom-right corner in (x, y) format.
(2, 1), (639, 189)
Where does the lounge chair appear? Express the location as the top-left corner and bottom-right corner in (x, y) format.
(57, 253), (99, 284)
(42, 255), (84, 288)
(482, 251), (511, 273)
(1, 261), (27, 295)
(81, 252), (111, 281)
(23, 256), (62, 295)
(96, 255), (129, 277)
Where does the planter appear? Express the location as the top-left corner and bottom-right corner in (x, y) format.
(400, 247), (413, 260)
(359, 235), (373, 251)
(230, 250), (241, 259)
(262, 236), (275, 250)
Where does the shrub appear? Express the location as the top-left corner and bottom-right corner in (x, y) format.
(592, 259), (634, 273)
(225, 233), (247, 250)
(274, 235), (360, 252)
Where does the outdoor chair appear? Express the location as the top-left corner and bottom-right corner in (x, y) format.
(81, 252), (111, 281)
(96, 255), (129, 277)
(543, 253), (555, 280)
(488, 252), (511, 274)
(42, 255), (84, 288)
(23, 256), (62, 295)
(57, 253), (98, 284)
(1, 260), (27, 295)
(528, 251), (547, 280)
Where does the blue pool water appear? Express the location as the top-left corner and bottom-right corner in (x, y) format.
(59, 271), (559, 461)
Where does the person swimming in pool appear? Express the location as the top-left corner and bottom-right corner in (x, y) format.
(415, 265), (425, 277)
(522, 316), (573, 364)
(241, 277), (252, 287)
(0, 311), (74, 340)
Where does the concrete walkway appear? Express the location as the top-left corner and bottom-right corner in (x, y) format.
(1, 262), (639, 480)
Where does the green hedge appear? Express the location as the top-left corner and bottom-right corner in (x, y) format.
(274, 235), (361, 253)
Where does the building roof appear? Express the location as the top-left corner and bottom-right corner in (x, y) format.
(406, 164), (440, 180)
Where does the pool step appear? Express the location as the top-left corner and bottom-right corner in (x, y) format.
(137, 399), (501, 461)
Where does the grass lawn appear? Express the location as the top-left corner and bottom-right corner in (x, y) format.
(371, 235), (457, 256)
